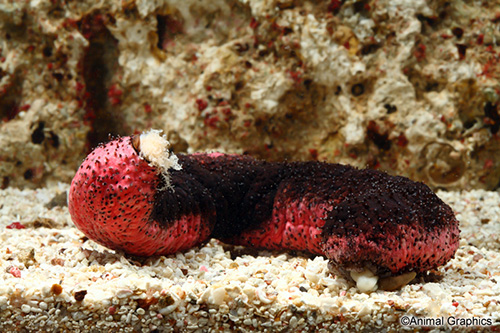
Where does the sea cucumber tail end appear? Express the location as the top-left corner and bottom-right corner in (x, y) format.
(322, 176), (460, 280)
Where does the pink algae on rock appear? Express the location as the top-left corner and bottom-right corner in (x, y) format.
(6, 222), (26, 229)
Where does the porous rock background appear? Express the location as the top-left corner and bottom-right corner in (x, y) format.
(1, 0), (499, 190)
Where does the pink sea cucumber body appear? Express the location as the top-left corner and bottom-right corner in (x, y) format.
(69, 136), (460, 279)
(227, 184), (336, 255)
(69, 137), (213, 256)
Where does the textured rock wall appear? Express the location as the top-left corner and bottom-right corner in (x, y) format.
(1, 0), (499, 190)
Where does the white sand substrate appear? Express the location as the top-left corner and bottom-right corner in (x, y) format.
(0, 184), (499, 332)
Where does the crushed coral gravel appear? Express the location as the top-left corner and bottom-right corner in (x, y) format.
(0, 184), (499, 332)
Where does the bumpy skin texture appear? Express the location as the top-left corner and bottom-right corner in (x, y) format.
(69, 136), (460, 278)
(68, 137), (213, 256)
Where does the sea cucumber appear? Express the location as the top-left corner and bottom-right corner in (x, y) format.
(68, 130), (460, 291)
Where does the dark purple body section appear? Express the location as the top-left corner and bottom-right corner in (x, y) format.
(152, 153), (459, 275)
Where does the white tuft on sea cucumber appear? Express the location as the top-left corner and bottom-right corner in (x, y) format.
(137, 129), (181, 188)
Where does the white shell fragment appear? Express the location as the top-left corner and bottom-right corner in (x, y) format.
(350, 269), (379, 293)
